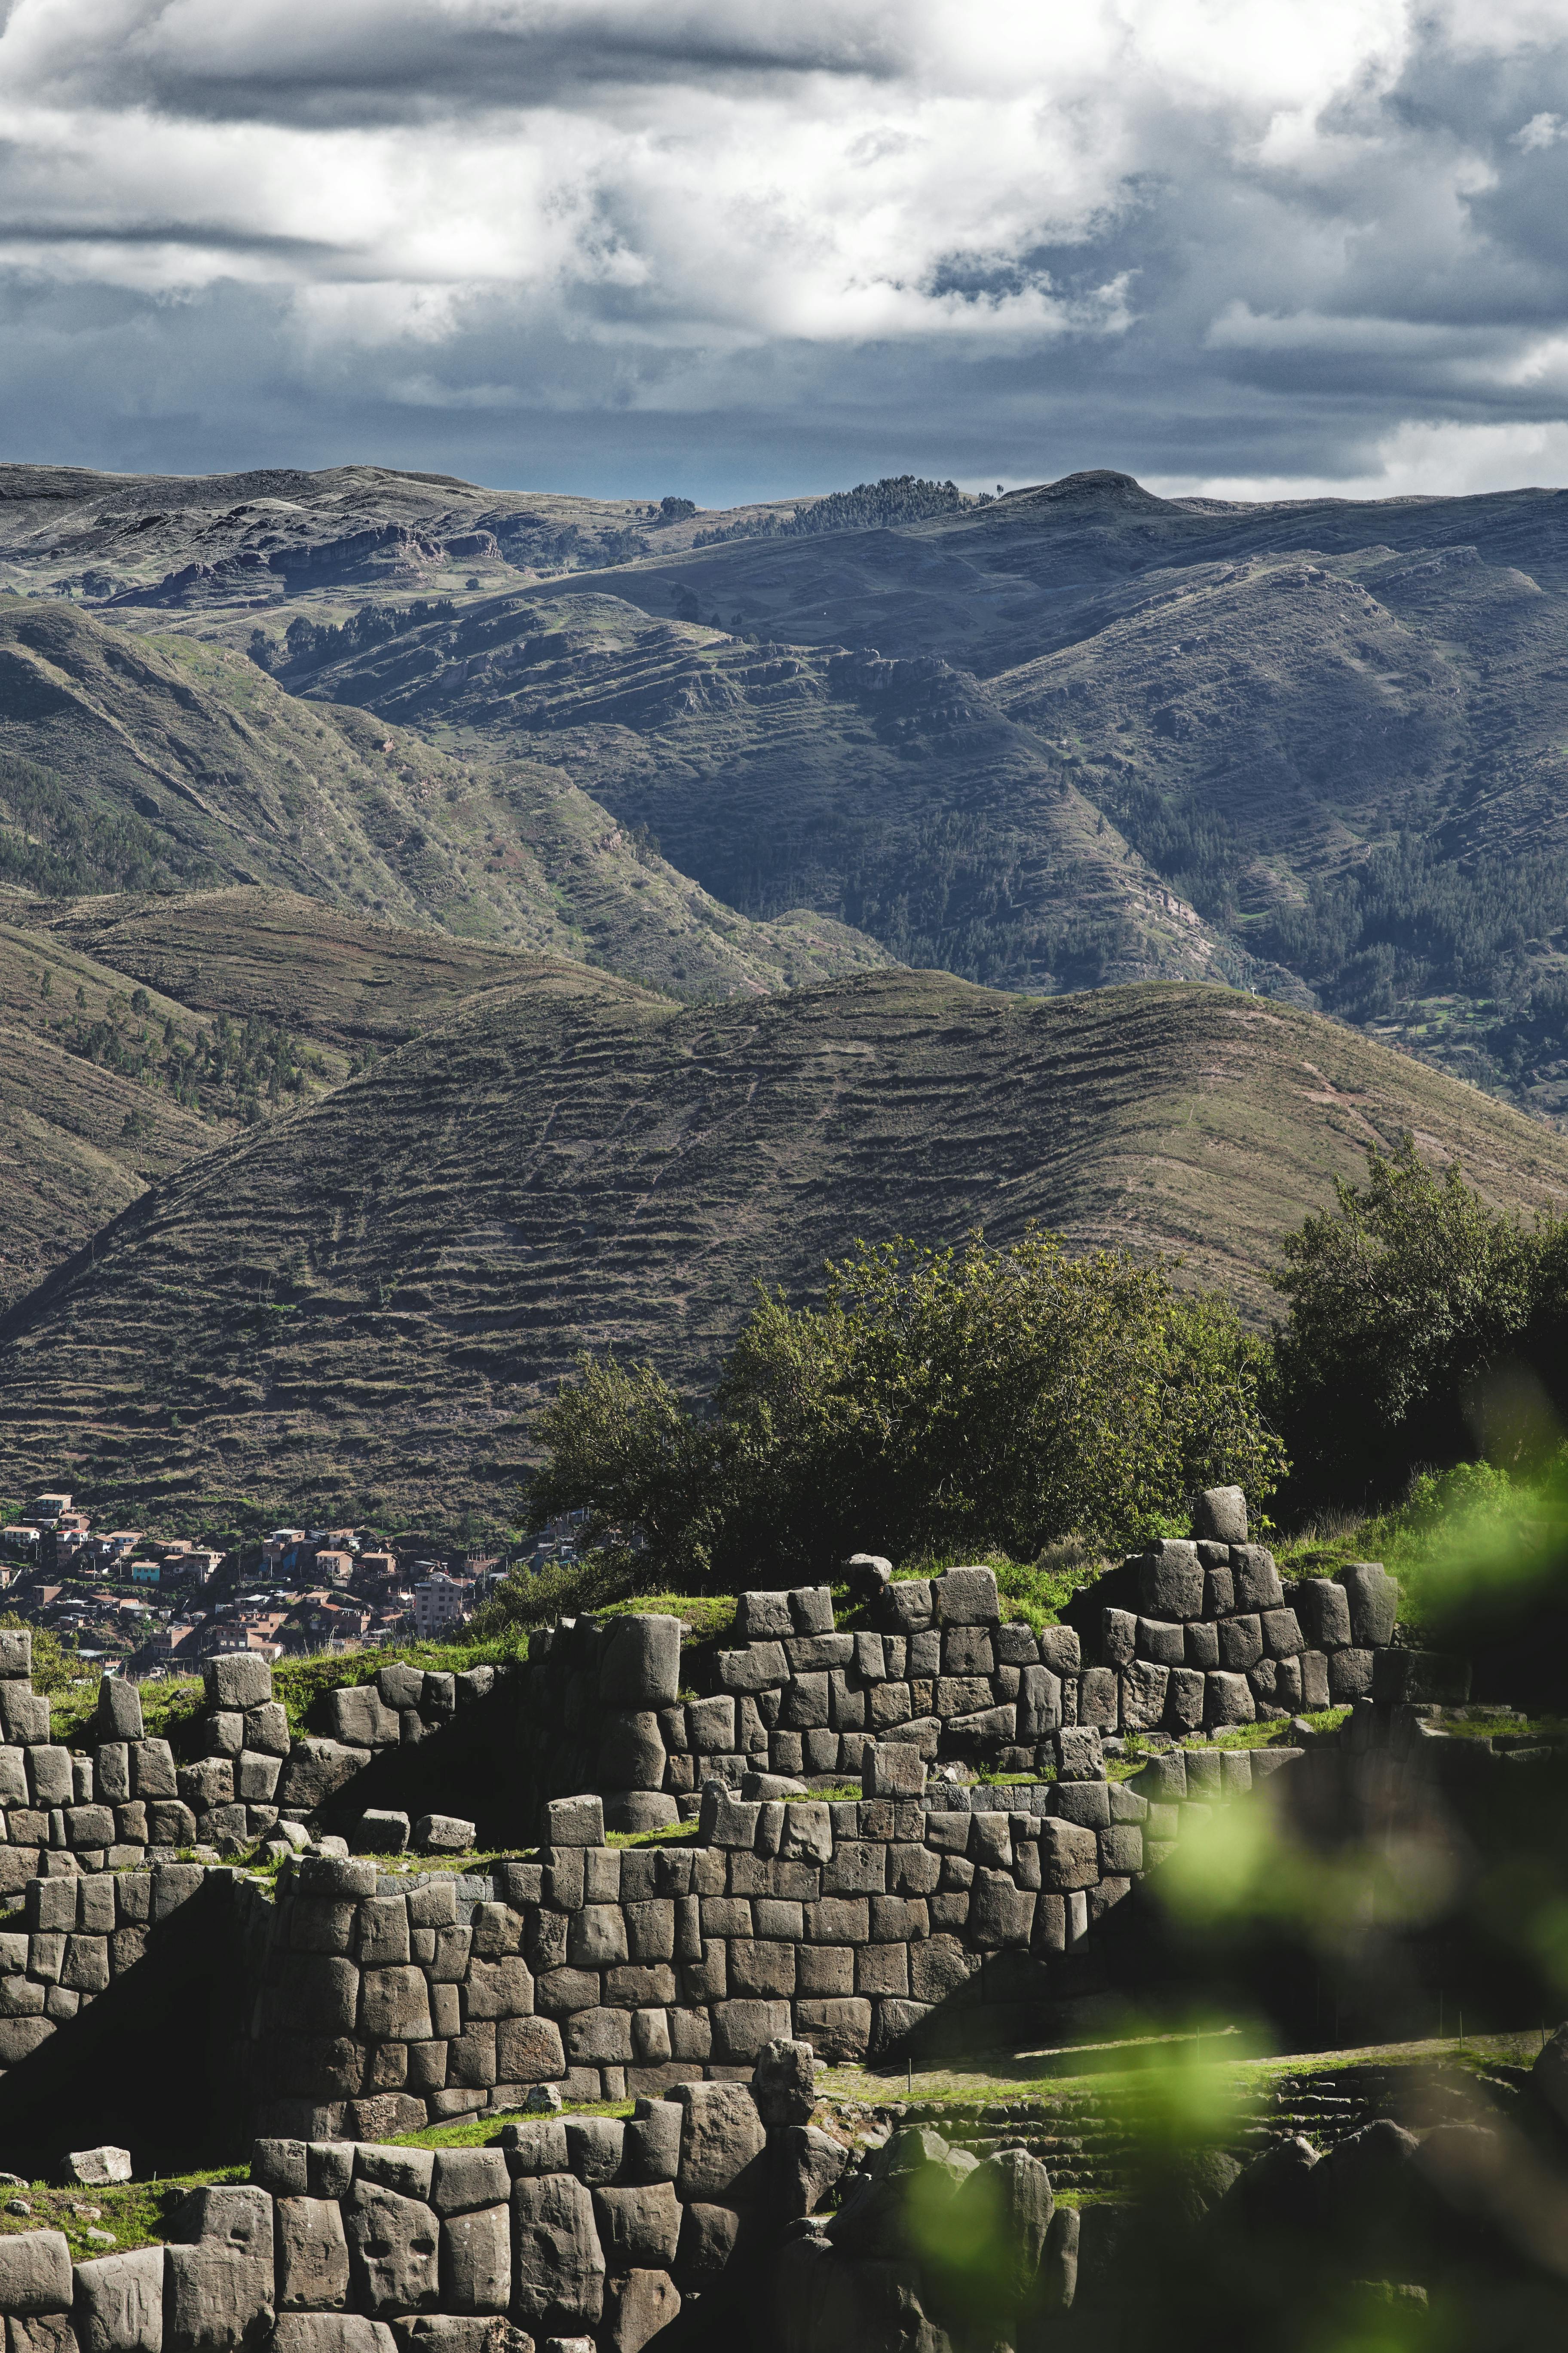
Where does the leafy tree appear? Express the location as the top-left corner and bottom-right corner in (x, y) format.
(1268, 1135), (1568, 1508)
(527, 1228), (1284, 1588)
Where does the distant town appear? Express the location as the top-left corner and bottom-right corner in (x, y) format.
(0, 1491), (579, 1676)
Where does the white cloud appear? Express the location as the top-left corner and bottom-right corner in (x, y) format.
(0, 0), (1565, 492)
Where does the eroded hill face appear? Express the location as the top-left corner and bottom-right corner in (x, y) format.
(0, 601), (889, 999)
(5, 970), (1567, 1528)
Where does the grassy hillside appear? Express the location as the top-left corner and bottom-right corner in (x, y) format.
(5, 971), (1567, 1530)
(0, 600), (888, 999)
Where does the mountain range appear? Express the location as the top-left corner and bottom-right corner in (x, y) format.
(5, 454), (1568, 1525)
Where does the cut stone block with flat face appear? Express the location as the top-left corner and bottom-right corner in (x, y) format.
(1230, 1548), (1284, 1615)
(1038, 1820), (1100, 1893)
(204, 1654), (273, 1714)
(545, 1796), (603, 1847)
(74, 2246), (162, 2353)
(1135, 1619), (1185, 1666)
(1262, 1609), (1304, 1659)
(0, 2230), (72, 2315)
(1184, 1622), (1219, 1670)
(1329, 1647), (1375, 1703)
(1192, 1485), (1248, 1544)
(934, 1566), (999, 1625)
(1053, 1726), (1104, 1782)
(1137, 1544), (1204, 1620)
(1297, 1579), (1352, 1650)
(1217, 1615), (1262, 1672)
(1205, 1672), (1256, 1728)
(495, 2016), (564, 2083)
(1204, 1568), (1235, 1618)
(591, 2182), (681, 2273)
(672, 2081), (769, 2201)
(511, 2175), (605, 2333)
(276, 2200), (350, 2312)
(600, 1616), (682, 1710)
(1077, 1669), (1118, 1730)
(438, 2208), (511, 2316)
(165, 2189), (275, 2353)
(1337, 1563), (1399, 1649)
(1101, 1609), (1135, 1667)
(1119, 1663), (1168, 1732)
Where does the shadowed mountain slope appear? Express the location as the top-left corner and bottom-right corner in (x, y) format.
(0, 599), (888, 998)
(4, 971), (1566, 1529)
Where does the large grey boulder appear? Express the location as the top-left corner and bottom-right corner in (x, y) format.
(439, 2207), (511, 2314)
(64, 2149), (131, 2188)
(1337, 1562), (1399, 1648)
(591, 2182), (681, 2270)
(164, 2189), (274, 2353)
(277, 1742), (372, 1812)
(600, 1617), (682, 1710)
(270, 2323), (395, 2353)
(204, 1655), (273, 1713)
(752, 2037), (818, 2126)
(276, 2200), (349, 2311)
(343, 2185), (440, 2315)
(600, 2269), (681, 2353)
(73, 2247), (162, 2353)
(0, 2234), (73, 2315)
(511, 2174), (605, 2333)
(1192, 1487), (1248, 1544)
(672, 2083), (767, 2202)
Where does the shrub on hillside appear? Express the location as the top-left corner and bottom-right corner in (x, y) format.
(1269, 1135), (1568, 1509)
(524, 1227), (1284, 1589)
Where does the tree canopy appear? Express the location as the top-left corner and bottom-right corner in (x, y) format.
(526, 1227), (1283, 1588)
(1268, 1135), (1568, 1508)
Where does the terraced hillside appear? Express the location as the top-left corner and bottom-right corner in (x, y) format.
(0, 600), (888, 997)
(13, 458), (1568, 1101)
(240, 470), (1568, 1104)
(5, 971), (1567, 1528)
(0, 914), (285, 1307)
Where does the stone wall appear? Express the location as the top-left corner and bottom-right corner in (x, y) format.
(0, 2044), (837, 2353)
(0, 1862), (210, 2074)
(242, 1720), (1320, 2141)
(512, 1540), (1437, 1837)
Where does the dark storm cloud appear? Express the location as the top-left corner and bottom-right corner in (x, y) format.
(3, 3), (1568, 499)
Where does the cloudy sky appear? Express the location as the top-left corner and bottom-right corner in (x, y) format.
(4, 0), (1568, 502)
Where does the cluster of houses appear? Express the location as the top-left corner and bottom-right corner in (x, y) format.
(0, 1489), (533, 1677)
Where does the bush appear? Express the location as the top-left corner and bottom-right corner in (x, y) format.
(1269, 1135), (1568, 1509)
(525, 1227), (1284, 1589)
